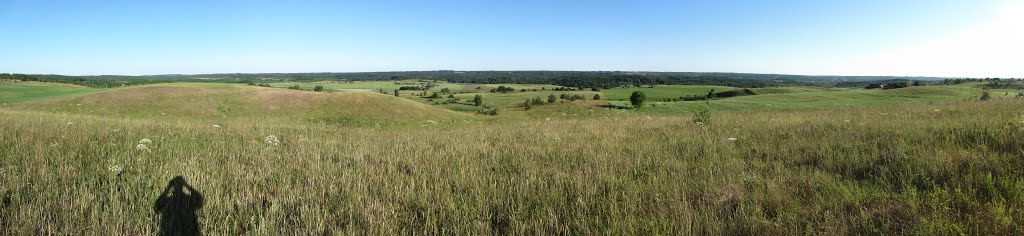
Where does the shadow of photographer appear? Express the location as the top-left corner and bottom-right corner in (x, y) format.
(154, 176), (203, 236)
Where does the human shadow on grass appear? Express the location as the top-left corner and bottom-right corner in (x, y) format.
(154, 176), (204, 236)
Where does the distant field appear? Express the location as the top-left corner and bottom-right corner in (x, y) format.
(269, 81), (466, 93)
(602, 85), (736, 101)
(0, 81), (103, 104)
(610, 85), (981, 114)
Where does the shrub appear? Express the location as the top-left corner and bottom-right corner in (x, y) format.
(981, 91), (991, 100)
(523, 99), (532, 110)
(884, 81), (910, 90)
(692, 106), (711, 124)
(429, 92), (440, 99)
(288, 85), (302, 90)
(313, 85), (324, 92)
(478, 107), (499, 115)
(593, 94), (601, 100)
(394, 89), (400, 97)
(473, 95), (483, 106)
(548, 94), (557, 103)
(630, 91), (646, 109)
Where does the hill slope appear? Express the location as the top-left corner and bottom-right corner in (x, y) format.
(12, 83), (472, 125)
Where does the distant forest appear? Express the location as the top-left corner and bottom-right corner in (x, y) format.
(1, 71), (965, 88)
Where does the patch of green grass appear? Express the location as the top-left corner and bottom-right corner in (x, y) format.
(602, 85), (736, 101)
(452, 91), (601, 108)
(615, 85), (982, 114)
(269, 80), (466, 93)
(0, 81), (103, 104)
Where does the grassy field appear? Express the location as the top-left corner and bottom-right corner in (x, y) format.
(1, 81), (1022, 234)
(602, 85), (737, 101)
(609, 85), (982, 114)
(0, 81), (103, 104)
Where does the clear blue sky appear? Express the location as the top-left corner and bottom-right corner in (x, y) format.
(0, 0), (1019, 77)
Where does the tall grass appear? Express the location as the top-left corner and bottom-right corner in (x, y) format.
(1, 99), (1022, 234)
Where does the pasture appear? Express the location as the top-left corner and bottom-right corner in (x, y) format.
(1, 80), (1022, 234)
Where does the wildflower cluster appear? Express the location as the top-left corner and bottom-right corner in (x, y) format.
(108, 165), (123, 174)
(136, 138), (151, 151)
(265, 135), (280, 145)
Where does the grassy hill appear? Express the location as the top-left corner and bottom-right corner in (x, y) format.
(0, 81), (104, 104)
(1, 81), (1021, 234)
(11, 83), (472, 126)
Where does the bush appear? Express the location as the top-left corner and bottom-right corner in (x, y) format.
(981, 91), (991, 101)
(473, 95), (483, 106)
(523, 99), (533, 110)
(692, 106), (711, 124)
(490, 86), (515, 93)
(884, 81), (910, 90)
(313, 85), (324, 92)
(593, 94), (601, 100)
(394, 89), (400, 97)
(478, 107), (499, 115)
(548, 94), (557, 103)
(288, 85), (302, 90)
(630, 91), (646, 109)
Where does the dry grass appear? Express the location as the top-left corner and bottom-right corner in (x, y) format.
(1, 96), (1022, 234)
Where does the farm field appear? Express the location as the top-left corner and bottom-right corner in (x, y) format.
(1, 80), (1022, 235)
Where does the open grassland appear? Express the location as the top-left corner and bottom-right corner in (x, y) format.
(1, 84), (1023, 234)
(602, 85), (736, 101)
(270, 81), (466, 93)
(0, 81), (103, 104)
(10, 83), (473, 127)
(611, 85), (983, 114)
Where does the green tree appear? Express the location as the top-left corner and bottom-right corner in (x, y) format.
(524, 99), (533, 110)
(394, 89), (400, 97)
(473, 95), (483, 106)
(548, 94), (557, 103)
(630, 91), (646, 108)
(593, 94), (601, 100)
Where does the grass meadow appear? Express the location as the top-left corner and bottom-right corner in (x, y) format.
(1, 81), (1022, 234)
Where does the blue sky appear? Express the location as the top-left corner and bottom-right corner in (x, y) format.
(0, 0), (1020, 77)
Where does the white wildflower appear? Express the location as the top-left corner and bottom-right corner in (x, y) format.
(646, 116), (652, 119)
(138, 138), (152, 145)
(695, 121), (705, 125)
(426, 120), (436, 124)
(545, 118), (551, 121)
(212, 124), (221, 128)
(108, 165), (123, 174)
(66, 122), (74, 125)
(727, 137), (738, 141)
(135, 143), (148, 151)
(933, 109), (941, 112)
(265, 135), (280, 145)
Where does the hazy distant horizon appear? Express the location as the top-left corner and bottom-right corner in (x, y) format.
(3, 70), (989, 79)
